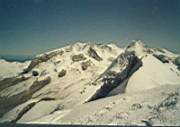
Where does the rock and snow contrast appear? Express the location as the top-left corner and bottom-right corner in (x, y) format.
(0, 40), (180, 126)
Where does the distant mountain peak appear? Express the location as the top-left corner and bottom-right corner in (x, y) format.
(126, 40), (148, 58)
(128, 40), (146, 48)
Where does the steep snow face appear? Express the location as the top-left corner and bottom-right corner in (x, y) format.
(125, 54), (180, 93)
(0, 41), (180, 125)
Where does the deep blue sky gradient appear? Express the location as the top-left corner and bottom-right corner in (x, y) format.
(0, 0), (179, 55)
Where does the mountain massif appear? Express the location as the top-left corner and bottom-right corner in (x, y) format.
(0, 40), (180, 126)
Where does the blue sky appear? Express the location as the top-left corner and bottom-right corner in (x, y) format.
(0, 0), (179, 55)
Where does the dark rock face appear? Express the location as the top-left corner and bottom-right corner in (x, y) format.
(58, 69), (67, 77)
(71, 54), (86, 62)
(87, 51), (142, 102)
(174, 57), (180, 65)
(153, 54), (169, 63)
(178, 66), (180, 71)
(23, 50), (64, 73)
(173, 57), (180, 70)
(88, 47), (102, 61)
(81, 60), (92, 71)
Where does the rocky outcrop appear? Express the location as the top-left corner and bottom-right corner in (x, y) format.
(23, 50), (64, 73)
(88, 47), (102, 61)
(71, 54), (86, 62)
(153, 54), (169, 63)
(58, 69), (67, 77)
(153, 92), (179, 113)
(173, 56), (180, 70)
(81, 60), (92, 71)
(144, 91), (180, 126)
(87, 51), (142, 102)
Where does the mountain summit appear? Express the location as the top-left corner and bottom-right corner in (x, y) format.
(0, 41), (180, 125)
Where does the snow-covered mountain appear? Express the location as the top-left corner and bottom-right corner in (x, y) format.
(0, 40), (180, 126)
